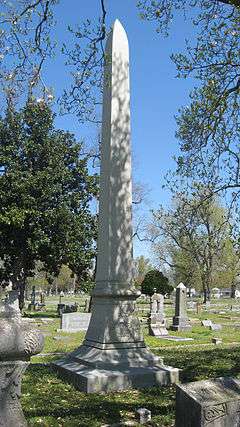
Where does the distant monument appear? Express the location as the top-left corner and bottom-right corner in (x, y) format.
(172, 283), (191, 332)
(53, 19), (179, 392)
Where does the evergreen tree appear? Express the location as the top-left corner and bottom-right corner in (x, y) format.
(0, 99), (98, 308)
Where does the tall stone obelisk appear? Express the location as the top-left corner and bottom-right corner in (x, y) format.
(53, 19), (179, 393)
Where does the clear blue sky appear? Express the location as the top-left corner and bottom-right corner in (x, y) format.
(43, 1), (197, 260)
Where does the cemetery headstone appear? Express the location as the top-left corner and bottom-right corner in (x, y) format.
(136, 408), (151, 425)
(60, 312), (91, 332)
(187, 301), (196, 310)
(5, 289), (20, 316)
(149, 292), (168, 336)
(171, 283), (191, 331)
(53, 19), (179, 392)
(201, 319), (213, 328)
(28, 285), (36, 310)
(176, 377), (240, 427)
(196, 302), (202, 314)
(212, 338), (222, 345)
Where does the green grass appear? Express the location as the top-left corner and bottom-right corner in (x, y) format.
(22, 346), (240, 426)
(20, 297), (240, 426)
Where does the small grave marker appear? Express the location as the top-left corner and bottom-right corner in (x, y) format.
(212, 337), (222, 345)
(201, 319), (213, 327)
(136, 408), (151, 425)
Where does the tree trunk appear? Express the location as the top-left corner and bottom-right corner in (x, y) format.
(202, 274), (211, 303)
(231, 283), (236, 299)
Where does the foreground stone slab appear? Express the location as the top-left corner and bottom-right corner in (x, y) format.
(176, 377), (240, 427)
(53, 19), (179, 393)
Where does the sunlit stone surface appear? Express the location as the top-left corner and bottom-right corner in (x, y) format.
(53, 19), (179, 393)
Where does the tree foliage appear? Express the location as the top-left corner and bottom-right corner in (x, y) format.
(141, 269), (172, 296)
(133, 255), (153, 287)
(0, 99), (98, 304)
(149, 189), (238, 300)
(138, 0), (240, 212)
(0, 0), (58, 104)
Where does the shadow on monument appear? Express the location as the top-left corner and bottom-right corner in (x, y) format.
(52, 20), (179, 392)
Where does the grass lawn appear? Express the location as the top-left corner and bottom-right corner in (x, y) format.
(20, 297), (240, 426)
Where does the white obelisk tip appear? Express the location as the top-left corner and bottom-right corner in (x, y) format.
(112, 19), (128, 41)
(112, 19), (123, 30)
(177, 282), (186, 289)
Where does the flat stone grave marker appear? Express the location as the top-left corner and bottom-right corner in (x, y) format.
(60, 313), (91, 332)
(210, 323), (222, 331)
(176, 377), (240, 427)
(160, 336), (193, 342)
(149, 325), (169, 336)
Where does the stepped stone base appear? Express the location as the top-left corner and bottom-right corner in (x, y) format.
(52, 345), (179, 393)
(171, 316), (192, 332)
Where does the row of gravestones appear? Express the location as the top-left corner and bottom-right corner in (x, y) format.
(2, 290), (240, 427)
(58, 283), (191, 336)
(148, 283), (193, 342)
(148, 283), (223, 340)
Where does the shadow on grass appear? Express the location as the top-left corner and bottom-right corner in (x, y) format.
(23, 311), (59, 319)
(22, 365), (175, 425)
(161, 347), (240, 382)
(22, 347), (240, 426)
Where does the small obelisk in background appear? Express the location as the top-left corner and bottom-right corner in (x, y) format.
(53, 19), (179, 393)
(172, 283), (191, 331)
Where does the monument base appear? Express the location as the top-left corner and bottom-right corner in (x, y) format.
(171, 325), (192, 332)
(52, 344), (179, 393)
(171, 316), (192, 332)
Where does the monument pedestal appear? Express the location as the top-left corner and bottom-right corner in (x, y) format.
(54, 293), (179, 392)
(54, 357), (178, 393)
(171, 316), (192, 332)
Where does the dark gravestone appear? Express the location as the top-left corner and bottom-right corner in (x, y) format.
(172, 283), (191, 332)
(176, 377), (240, 427)
(60, 312), (91, 332)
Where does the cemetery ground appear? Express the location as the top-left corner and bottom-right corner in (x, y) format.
(22, 296), (240, 426)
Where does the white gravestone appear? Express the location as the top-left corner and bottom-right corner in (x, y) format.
(149, 293), (168, 336)
(60, 313), (91, 332)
